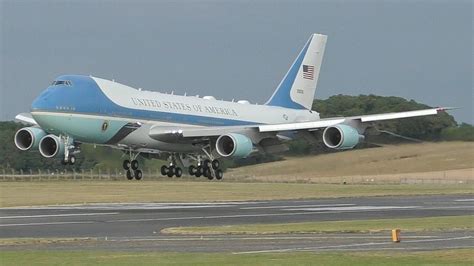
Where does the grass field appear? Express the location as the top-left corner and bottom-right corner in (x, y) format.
(228, 142), (474, 182)
(0, 181), (472, 207)
(162, 215), (474, 235)
(1, 249), (473, 266)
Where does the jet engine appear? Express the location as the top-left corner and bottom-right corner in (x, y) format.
(322, 125), (364, 150)
(216, 133), (253, 158)
(14, 127), (47, 151)
(39, 135), (65, 158)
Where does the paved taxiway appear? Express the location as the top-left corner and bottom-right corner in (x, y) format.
(1, 194), (473, 252)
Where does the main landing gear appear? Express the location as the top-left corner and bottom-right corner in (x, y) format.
(123, 150), (142, 180)
(188, 158), (223, 181)
(160, 154), (183, 178)
(159, 154), (224, 180)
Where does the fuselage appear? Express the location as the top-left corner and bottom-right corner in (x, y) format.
(30, 75), (320, 151)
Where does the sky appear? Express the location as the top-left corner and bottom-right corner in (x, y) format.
(1, 0), (472, 123)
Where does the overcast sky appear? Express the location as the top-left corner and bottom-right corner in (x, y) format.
(1, 0), (472, 123)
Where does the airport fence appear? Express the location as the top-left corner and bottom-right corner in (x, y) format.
(0, 168), (472, 185)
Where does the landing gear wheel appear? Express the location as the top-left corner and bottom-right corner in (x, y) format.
(167, 166), (175, 178)
(134, 170), (143, 180)
(126, 170), (134, 180)
(161, 165), (168, 176)
(215, 169), (223, 180)
(131, 160), (139, 170)
(68, 155), (76, 165)
(203, 159), (211, 169)
(204, 168), (212, 180)
(175, 167), (182, 178)
(123, 160), (131, 170)
(188, 165), (196, 175)
(211, 159), (220, 170)
(195, 166), (202, 177)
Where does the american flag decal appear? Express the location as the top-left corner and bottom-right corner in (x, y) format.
(302, 65), (314, 80)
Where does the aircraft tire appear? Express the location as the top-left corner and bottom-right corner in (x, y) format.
(160, 165), (168, 176)
(175, 167), (182, 178)
(204, 168), (212, 179)
(188, 165), (196, 175)
(195, 166), (202, 177)
(123, 160), (131, 170)
(167, 166), (175, 178)
(203, 159), (211, 169)
(131, 160), (139, 170)
(126, 170), (134, 180)
(68, 155), (76, 165)
(211, 159), (220, 170)
(215, 169), (223, 180)
(134, 170), (143, 180)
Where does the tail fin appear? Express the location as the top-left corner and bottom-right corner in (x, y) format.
(266, 33), (327, 110)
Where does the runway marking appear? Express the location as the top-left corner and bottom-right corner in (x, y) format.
(232, 236), (474, 254)
(108, 207), (426, 223)
(0, 221), (94, 227)
(106, 235), (439, 242)
(283, 206), (420, 211)
(240, 204), (355, 210)
(0, 212), (119, 219)
(1, 202), (267, 210)
(108, 212), (319, 222)
(455, 199), (474, 202)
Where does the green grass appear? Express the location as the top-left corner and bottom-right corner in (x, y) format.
(162, 215), (474, 235)
(1, 249), (473, 266)
(229, 141), (474, 180)
(0, 181), (472, 207)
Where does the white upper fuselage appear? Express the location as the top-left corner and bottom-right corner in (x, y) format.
(94, 77), (320, 126)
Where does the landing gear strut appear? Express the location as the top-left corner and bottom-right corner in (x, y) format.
(61, 136), (79, 165)
(123, 150), (142, 180)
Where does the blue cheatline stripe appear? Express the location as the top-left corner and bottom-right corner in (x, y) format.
(265, 36), (312, 109)
(31, 75), (261, 127)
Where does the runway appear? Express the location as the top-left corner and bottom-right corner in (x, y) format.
(1, 194), (473, 252)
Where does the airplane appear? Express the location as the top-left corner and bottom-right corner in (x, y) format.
(13, 33), (453, 181)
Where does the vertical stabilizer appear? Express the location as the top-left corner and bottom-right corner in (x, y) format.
(266, 33), (327, 110)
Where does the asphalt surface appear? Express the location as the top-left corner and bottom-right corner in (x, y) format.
(1, 194), (473, 252)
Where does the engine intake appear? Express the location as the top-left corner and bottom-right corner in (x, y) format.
(323, 125), (363, 150)
(39, 135), (65, 158)
(216, 133), (253, 158)
(14, 127), (47, 151)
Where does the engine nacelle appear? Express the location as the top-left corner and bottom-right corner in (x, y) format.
(39, 135), (65, 158)
(322, 125), (364, 150)
(216, 133), (253, 158)
(14, 127), (47, 151)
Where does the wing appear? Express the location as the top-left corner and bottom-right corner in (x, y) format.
(149, 107), (454, 140)
(15, 113), (38, 126)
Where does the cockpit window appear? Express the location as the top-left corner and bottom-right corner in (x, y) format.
(51, 80), (72, 86)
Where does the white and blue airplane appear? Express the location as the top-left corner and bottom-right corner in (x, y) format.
(14, 33), (452, 180)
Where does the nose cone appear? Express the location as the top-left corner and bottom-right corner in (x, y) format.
(31, 87), (54, 111)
